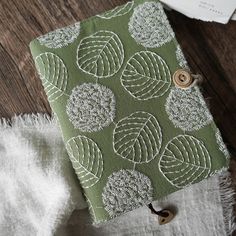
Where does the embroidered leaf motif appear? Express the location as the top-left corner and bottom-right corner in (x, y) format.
(121, 51), (171, 100)
(159, 135), (211, 188)
(102, 169), (153, 217)
(128, 2), (175, 48)
(165, 87), (213, 131)
(98, 1), (134, 19)
(113, 111), (162, 164)
(77, 30), (124, 78)
(35, 52), (68, 102)
(66, 83), (116, 132)
(66, 135), (103, 188)
(37, 22), (80, 48)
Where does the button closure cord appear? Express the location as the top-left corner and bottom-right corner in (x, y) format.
(148, 203), (175, 225)
(147, 70), (202, 225)
(173, 69), (203, 89)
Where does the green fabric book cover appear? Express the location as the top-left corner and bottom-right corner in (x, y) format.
(30, 0), (229, 223)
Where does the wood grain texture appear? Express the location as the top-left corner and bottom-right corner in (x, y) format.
(0, 0), (236, 230)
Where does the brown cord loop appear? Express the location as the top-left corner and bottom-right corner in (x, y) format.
(148, 203), (175, 225)
(148, 203), (169, 217)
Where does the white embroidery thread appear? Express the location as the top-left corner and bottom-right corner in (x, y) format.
(165, 87), (213, 131)
(215, 129), (230, 159)
(38, 22), (80, 48)
(121, 51), (171, 100)
(66, 83), (116, 132)
(102, 169), (153, 218)
(77, 30), (124, 78)
(113, 111), (162, 164)
(66, 135), (103, 188)
(128, 2), (175, 48)
(208, 166), (228, 177)
(35, 52), (68, 102)
(97, 1), (134, 19)
(159, 134), (212, 188)
(176, 45), (190, 70)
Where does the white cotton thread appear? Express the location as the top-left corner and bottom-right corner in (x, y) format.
(215, 129), (230, 159)
(102, 169), (153, 218)
(77, 30), (124, 78)
(121, 51), (171, 100)
(66, 83), (116, 132)
(35, 52), (69, 102)
(113, 111), (162, 164)
(175, 45), (190, 70)
(38, 22), (80, 48)
(97, 1), (134, 19)
(159, 134), (212, 188)
(66, 135), (103, 188)
(165, 87), (213, 131)
(218, 171), (236, 236)
(128, 2), (175, 48)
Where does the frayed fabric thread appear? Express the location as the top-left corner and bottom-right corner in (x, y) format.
(219, 172), (236, 236)
(0, 113), (55, 129)
(0, 113), (86, 236)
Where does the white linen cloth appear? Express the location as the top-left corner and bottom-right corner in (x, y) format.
(64, 172), (236, 236)
(0, 114), (87, 236)
(0, 114), (235, 236)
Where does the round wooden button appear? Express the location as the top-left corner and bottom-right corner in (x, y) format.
(173, 69), (193, 89)
(158, 209), (175, 225)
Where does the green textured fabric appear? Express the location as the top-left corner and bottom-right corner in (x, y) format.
(30, 0), (229, 223)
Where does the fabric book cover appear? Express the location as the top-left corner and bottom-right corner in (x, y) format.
(30, 0), (229, 223)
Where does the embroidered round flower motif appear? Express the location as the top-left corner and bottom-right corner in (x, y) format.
(176, 45), (190, 70)
(66, 83), (116, 132)
(38, 22), (80, 48)
(128, 2), (175, 48)
(102, 169), (153, 218)
(165, 87), (213, 131)
(215, 129), (230, 159)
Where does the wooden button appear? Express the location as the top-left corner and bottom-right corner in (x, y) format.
(158, 209), (175, 225)
(173, 69), (193, 89)
(148, 204), (175, 225)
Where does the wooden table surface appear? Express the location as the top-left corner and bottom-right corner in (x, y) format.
(0, 0), (236, 233)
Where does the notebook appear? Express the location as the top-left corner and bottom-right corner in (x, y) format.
(30, 0), (229, 223)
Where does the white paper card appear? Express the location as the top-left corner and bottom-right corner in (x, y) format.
(232, 11), (236, 20)
(161, 0), (236, 24)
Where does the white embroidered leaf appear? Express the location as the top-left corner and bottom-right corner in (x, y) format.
(98, 1), (134, 19)
(159, 135), (211, 188)
(37, 22), (80, 48)
(35, 52), (68, 102)
(66, 135), (103, 188)
(77, 30), (124, 78)
(128, 2), (175, 48)
(121, 51), (171, 100)
(165, 87), (213, 131)
(113, 111), (162, 164)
